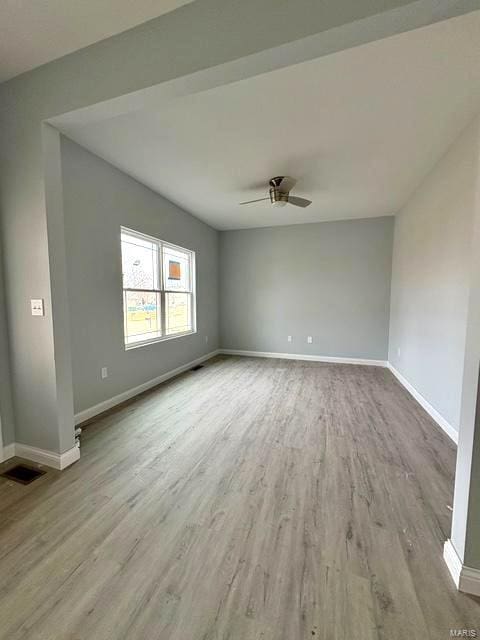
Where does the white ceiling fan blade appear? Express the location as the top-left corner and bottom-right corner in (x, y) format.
(239, 198), (270, 205)
(288, 196), (312, 208)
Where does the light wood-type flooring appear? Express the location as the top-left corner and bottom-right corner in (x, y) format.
(0, 355), (479, 639)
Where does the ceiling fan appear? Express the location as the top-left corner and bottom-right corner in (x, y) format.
(239, 176), (312, 208)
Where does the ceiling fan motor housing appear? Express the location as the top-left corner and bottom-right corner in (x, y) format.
(269, 186), (289, 206)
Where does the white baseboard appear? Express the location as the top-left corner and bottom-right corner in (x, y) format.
(1, 443), (15, 463)
(2, 442), (80, 470)
(74, 350), (220, 425)
(444, 539), (480, 596)
(460, 565), (480, 597)
(219, 349), (388, 367)
(388, 364), (458, 445)
(444, 538), (463, 588)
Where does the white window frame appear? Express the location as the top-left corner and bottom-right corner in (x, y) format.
(121, 226), (196, 349)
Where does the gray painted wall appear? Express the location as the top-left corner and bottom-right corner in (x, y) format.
(220, 217), (394, 360)
(61, 137), (219, 415)
(0, 228), (15, 446)
(388, 116), (480, 433)
(450, 117), (480, 567)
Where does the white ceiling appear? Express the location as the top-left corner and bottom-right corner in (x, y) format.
(0, 0), (194, 83)
(60, 12), (480, 230)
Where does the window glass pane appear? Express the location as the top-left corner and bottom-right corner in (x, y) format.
(166, 293), (192, 335)
(163, 245), (190, 292)
(124, 290), (161, 344)
(121, 232), (159, 290)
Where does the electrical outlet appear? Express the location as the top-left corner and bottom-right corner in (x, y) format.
(287, 335), (292, 343)
(101, 367), (108, 379)
(307, 336), (313, 344)
(205, 335), (209, 344)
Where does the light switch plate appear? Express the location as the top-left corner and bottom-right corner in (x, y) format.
(31, 299), (44, 316)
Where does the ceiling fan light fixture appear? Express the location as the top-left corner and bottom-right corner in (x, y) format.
(272, 199), (287, 207)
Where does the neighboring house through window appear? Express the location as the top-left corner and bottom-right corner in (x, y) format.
(120, 227), (196, 348)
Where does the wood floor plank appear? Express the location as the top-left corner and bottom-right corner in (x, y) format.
(0, 355), (479, 639)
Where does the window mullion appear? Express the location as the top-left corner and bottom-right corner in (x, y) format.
(123, 289), (128, 340)
(158, 240), (166, 336)
(158, 240), (163, 291)
(160, 291), (166, 336)
(191, 252), (196, 332)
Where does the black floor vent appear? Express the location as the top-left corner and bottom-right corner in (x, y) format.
(191, 364), (204, 371)
(1, 464), (46, 485)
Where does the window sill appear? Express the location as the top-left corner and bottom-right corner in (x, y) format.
(124, 330), (196, 351)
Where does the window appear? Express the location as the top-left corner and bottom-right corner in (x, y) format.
(121, 227), (196, 348)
